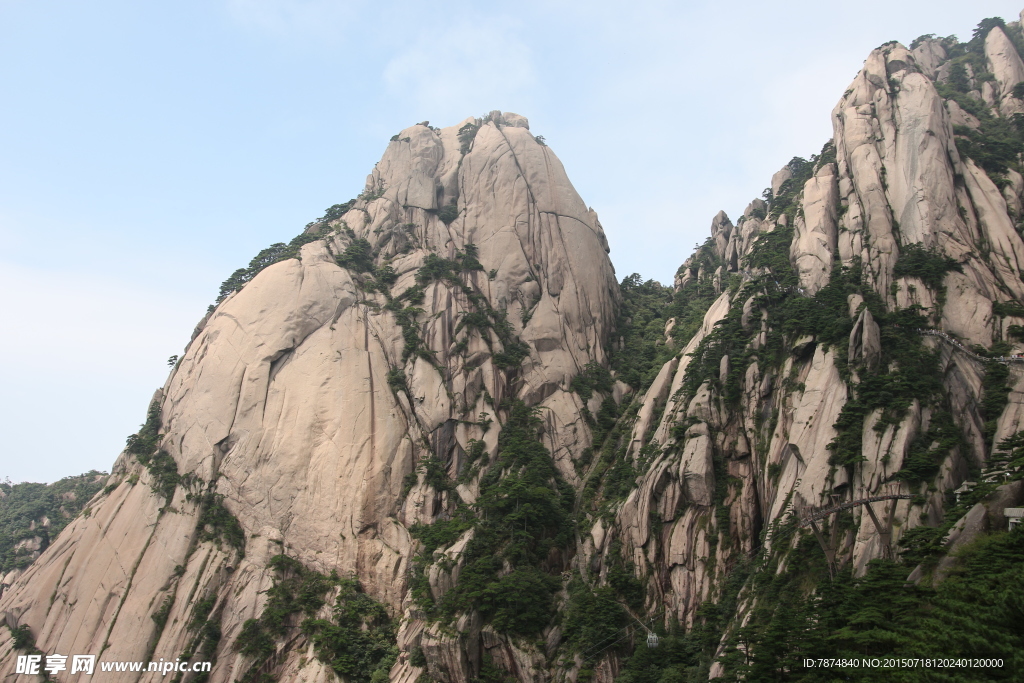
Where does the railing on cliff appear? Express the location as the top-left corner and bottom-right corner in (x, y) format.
(917, 329), (1024, 364)
(797, 494), (915, 579)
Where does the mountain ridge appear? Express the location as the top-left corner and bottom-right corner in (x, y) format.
(5, 12), (1024, 682)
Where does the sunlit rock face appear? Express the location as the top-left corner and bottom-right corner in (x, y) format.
(0, 111), (619, 683)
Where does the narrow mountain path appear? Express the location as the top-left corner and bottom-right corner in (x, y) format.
(918, 329), (1024, 364)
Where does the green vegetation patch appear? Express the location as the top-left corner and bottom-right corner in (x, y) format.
(932, 19), (1024, 180)
(716, 527), (1024, 681)
(0, 471), (106, 573)
(236, 554), (396, 683)
(195, 492), (246, 556)
(216, 224), (331, 304)
(893, 243), (962, 290)
(571, 361), (616, 418)
(125, 401), (181, 501)
(409, 402), (574, 638)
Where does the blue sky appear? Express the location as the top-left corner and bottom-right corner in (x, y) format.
(2, 0), (1021, 482)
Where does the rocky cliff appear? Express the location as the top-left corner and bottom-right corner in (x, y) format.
(4, 12), (1024, 683)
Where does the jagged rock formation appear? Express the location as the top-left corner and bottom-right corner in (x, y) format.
(0, 110), (619, 683)
(5, 13), (1024, 683)
(604, 15), (1024, 676)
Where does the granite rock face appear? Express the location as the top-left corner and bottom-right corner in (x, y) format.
(608, 30), (1024, 645)
(5, 20), (1024, 683)
(0, 112), (619, 683)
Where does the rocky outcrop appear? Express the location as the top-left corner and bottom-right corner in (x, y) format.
(592, 24), (1024, 653)
(985, 27), (1024, 114)
(0, 112), (619, 683)
(792, 163), (839, 294)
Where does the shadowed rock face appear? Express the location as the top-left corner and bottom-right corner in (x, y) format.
(6, 23), (1024, 683)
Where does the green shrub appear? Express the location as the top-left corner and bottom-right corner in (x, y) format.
(436, 204), (459, 226)
(410, 515), (473, 556)
(458, 123), (479, 154)
(386, 368), (407, 392)
(993, 301), (1024, 318)
(237, 619), (275, 660)
(140, 450), (181, 502)
(413, 402), (573, 638)
(768, 157), (815, 219)
(479, 567), (560, 636)
(722, 528), (1024, 680)
(10, 624), (35, 650)
(609, 274), (678, 392)
(374, 265), (398, 286)
(895, 409), (964, 483)
(409, 646), (427, 667)
(217, 226), (329, 303)
(196, 492), (246, 554)
(399, 471), (418, 502)
(909, 34), (935, 50)
(321, 200), (355, 223)
(304, 577), (397, 682)
(492, 340), (530, 369)
(0, 471), (107, 574)
(562, 582), (626, 654)
(571, 362), (615, 403)
(336, 238), (375, 273)
(125, 403), (180, 500)
(416, 253), (461, 285)
(152, 595), (174, 628)
(237, 555), (396, 683)
(893, 243), (962, 290)
(981, 361), (1011, 448)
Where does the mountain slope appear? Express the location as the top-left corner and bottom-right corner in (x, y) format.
(5, 12), (1024, 683)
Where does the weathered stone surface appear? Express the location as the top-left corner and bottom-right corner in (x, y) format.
(911, 37), (946, 78)
(985, 26), (1024, 112)
(792, 163), (838, 294)
(0, 113), (620, 683)
(848, 307), (881, 370)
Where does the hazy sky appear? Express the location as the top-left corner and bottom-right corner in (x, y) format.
(2, 0), (1021, 482)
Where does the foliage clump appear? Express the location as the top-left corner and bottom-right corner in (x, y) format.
(409, 402), (573, 638)
(236, 554), (396, 683)
(571, 362), (615, 403)
(932, 19), (1024, 178)
(320, 200), (355, 223)
(458, 122), (480, 154)
(436, 204), (459, 225)
(335, 238), (375, 272)
(713, 528), (1024, 681)
(216, 225), (330, 303)
(608, 274), (677, 391)
(195, 492), (246, 556)
(893, 243), (962, 290)
(894, 409), (964, 483)
(125, 401), (181, 501)
(0, 471), (106, 573)
(766, 157), (815, 220)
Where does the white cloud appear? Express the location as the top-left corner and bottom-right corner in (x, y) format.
(383, 15), (535, 120)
